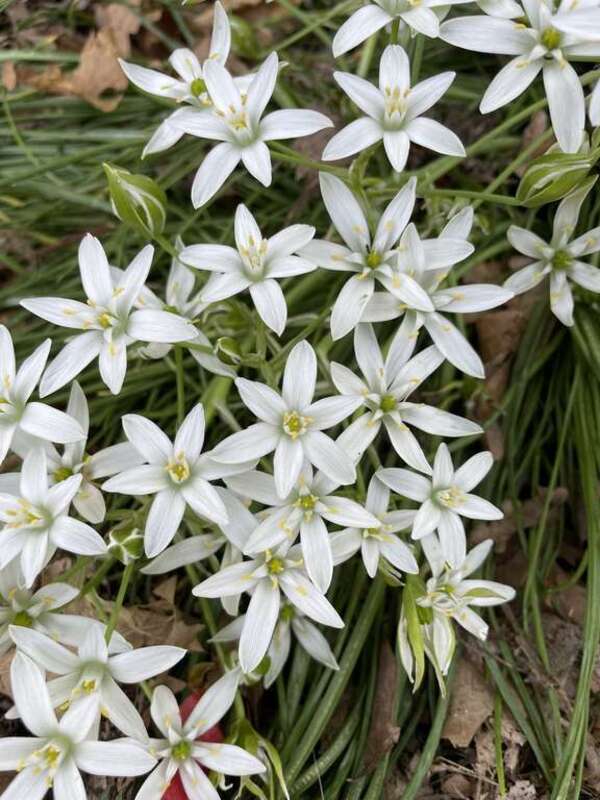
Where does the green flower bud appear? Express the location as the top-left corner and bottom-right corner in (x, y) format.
(216, 336), (242, 366)
(516, 147), (598, 208)
(108, 523), (144, 565)
(103, 162), (167, 238)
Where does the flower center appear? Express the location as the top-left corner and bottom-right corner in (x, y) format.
(552, 249), (572, 271)
(266, 557), (285, 575)
(190, 77), (206, 98)
(12, 610), (33, 627)
(172, 740), (192, 762)
(283, 410), (310, 439)
(97, 311), (115, 330)
(380, 394), (397, 413)
(53, 466), (73, 482)
(81, 678), (97, 694)
(366, 250), (383, 269)
(540, 27), (561, 50)
(240, 236), (268, 274)
(296, 493), (317, 512)
(435, 486), (465, 509)
(166, 455), (190, 484)
(383, 85), (408, 125)
(5, 501), (46, 530)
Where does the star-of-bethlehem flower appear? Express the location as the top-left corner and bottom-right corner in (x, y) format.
(179, 203), (316, 336)
(119, 1), (241, 157)
(21, 234), (197, 396)
(193, 541), (344, 674)
(504, 179), (600, 326)
(0, 652), (156, 800)
(133, 238), (236, 377)
(440, 0), (600, 153)
(9, 381), (143, 524)
(299, 173), (434, 340)
(0, 448), (107, 587)
(10, 624), (185, 741)
(167, 51), (333, 208)
(330, 474), (419, 579)
(378, 442), (503, 568)
(226, 462), (381, 592)
(211, 340), (361, 499)
(332, 0), (472, 56)
(0, 560), (129, 655)
(103, 403), (256, 558)
(211, 602), (339, 688)
(136, 671), (265, 799)
(0, 325), (84, 462)
(332, 323), (482, 472)
(361, 207), (513, 378)
(323, 45), (465, 172)
(418, 537), (516, 641)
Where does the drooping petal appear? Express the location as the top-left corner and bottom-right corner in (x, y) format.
(239, 579), (280, 673)
(549, 270), (574, 326)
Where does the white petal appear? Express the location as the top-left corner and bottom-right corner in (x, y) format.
(440, 17), (534, 54)
(184, 667), (240, 735)
(412, 499), (441, 539)
(98, 339), (127, 395)
(191, 142), (241, 209)
(384, 418), (432, 474)
(280, 569), (343, 627)
(274, 436), (304, 498)
(282, 340), (316, 409)
(373, 177), (416, 252)
(322, 117), (382, 161)
(10, 652), (57, 736)
(319, 173), (370, 253)
(331, 275), (375, 340)
(549, 270), (574, 326)
(383, 130), (411, 172)
(174, 403), (205, 462)
(454, 451), (493, 492)
(250, 280), (287, 335)
(301, 515), (333, 592)
(333, 71), (384, 119)
(119, 59), (185, 99)
(13, 339), (51, 401)
(332, 4), (392, 57)
(75, 740), (156, 776)
(240, 579), (280, 673)
(423, 312), (485, 378)
(20, 402), (84, 445)
(78, 234), (112, 306)
(179, 243), (241, 273)
(303, 431), (355, 487)
(569, 260), (600, 293)
(109, 645), (186, 683)
(406, 117), (465, 157)
(292, 617), (338, 670)
(260, 108), (332, 140)
(39, 331), (102, 397)
(438, 511), (466, 568)
(235, 378), (285, 425)
(182, 477), (228, 525)
(436, 284), (513, 313)
(400, 403), (482, 437)
(193, 742), (265, 775)
(192, 560), (260, 597)
(211, 423), (280, 463)
(504, 261), (549, 294)
(241, 140), (272, 186)
(128, 309), (196, 343)
(142, 533), (223, 574)
(101, 676), (147, 740)
(543, 60), (585, 154)
(202, 271), (252, 302)
(51, 516), (107, 556)
(406, 72), (455, 120)
(144, 489), (186, 557)
(376, 467), (431, 501)
(306, 396), (362, 430)
(480, 55), (541, 113)
(102, 464), (168, 494)
(9, 626), (78, 675)
(458, 494), (504, 520)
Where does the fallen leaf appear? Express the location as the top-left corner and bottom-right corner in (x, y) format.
(94, 2), (141, 56)
(363, 641), (400, 770)
(507, 779), (538, 799)
(440, 773), (475, 798)
(442, 656), (494, 747)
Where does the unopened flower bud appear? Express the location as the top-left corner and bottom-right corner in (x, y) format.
(516, 147), (598, 208)
(216, 336), (242, 366)
(108, 524), (144, 565)
(103, 162), (167, 237)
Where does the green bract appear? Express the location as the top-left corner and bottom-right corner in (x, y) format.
(103, 162), (167, 238)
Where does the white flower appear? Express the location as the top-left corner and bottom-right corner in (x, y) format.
(129, 237), (236, 377)
(226, 462), (381, 592)
(21, 235), (197, 396)
(323, 45), (465, 172)
(330, 474), (419, 578)
(193, 541), (343, 674)
(102, 403), (253, 558)
(212, 603), (339, 688)
(10, 381), (143, 523)
(418, 537), (516, 640)
(332, 0), (472, 56)
(504, 180), (600, 326)
(377, 442), (503, 567)
(119, 1), (241, 156)
(0, 326), (84, 462)
(10, 624), (185, 741)
(169, 52), (333, 208)
(299, 174), (433, 339)
(0, 448), (107, 587)
(362, 208), (513, 377)
(0, 560), (129, 655)
(136, 672), (264, 799)
(179, 204), (316, 336)
(332, 324), (482, 472)
(211, 341), (360, 498)
(0, 652), (155, 799)
(440, 1), (600, 152)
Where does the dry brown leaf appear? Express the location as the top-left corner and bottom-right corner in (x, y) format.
(442, 656), (494, 748)
(2, 62), (16, 91)
(440, 773), (475, 798)
(94, 2), (141, 56)
(363, 641), (400, 771)
(116, 605), (204, 652)
(0, 651), (12, 699)
(507, 779), (538, 799)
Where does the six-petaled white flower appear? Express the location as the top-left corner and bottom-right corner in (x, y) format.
(102, 403), (254, 557)
(333, 323), (482, 472)
(505, 179), (600, 326)
(170, 51), (332, 208)
(441, 0), (600, 152)
(362, 208), (513, 377)
(21, 235), (197, 396)
(332, 0), (472, 57)
(330, 474), (419, 579)
(193, 540), (344, 674)
(10, 624), (185, 741)
(211, 341), (360, 498)
(0, 652), (156, 800)
(119, 1), (241, 157)
(0, 326), (84, 462)
(227, 462), (381, 592)
(0, 448), (107, 587)
(377, 442), (503, 567)
(180, 203), (316, 335)
(323, 45), (465, 172)
(136, 672), (265, 799)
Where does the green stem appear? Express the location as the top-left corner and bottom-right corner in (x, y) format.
(104, 561), (135, 644)
(175, 346), (185, 426)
